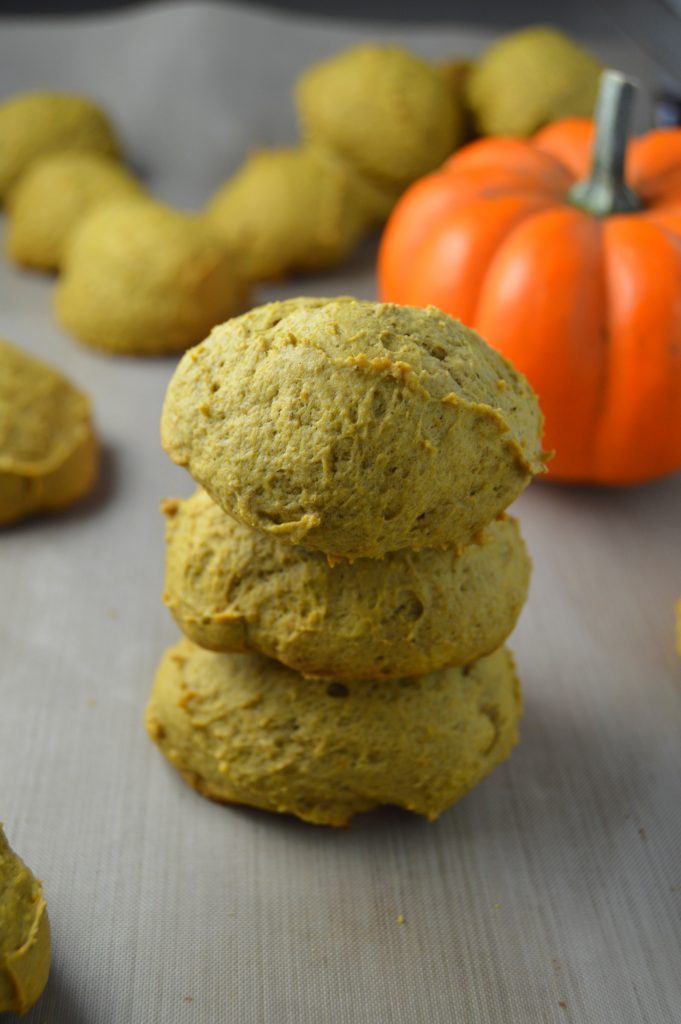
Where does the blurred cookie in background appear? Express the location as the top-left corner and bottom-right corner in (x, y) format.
(7, 151), (145, 272)
(204, 146), (370, 280)
(0, 91), (121, 203)
(55, 198), (248, 356)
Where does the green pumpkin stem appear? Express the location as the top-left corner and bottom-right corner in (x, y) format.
(568, 69), (643, 216)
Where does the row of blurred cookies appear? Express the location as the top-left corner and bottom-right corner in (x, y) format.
(1, 26), (601, 357)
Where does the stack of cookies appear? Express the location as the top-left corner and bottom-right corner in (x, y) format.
(146, 297), (545, 826)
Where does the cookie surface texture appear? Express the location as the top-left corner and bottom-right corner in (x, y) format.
(0, 91), (120, 202)
(146, 639), (522, 826)
(55, 199), (247, 355)
(296, 45), (462, 190)
(0, 338), (98, 525)
(0, 825), (51, 1015)
(161, 297), (545, 559)
(7, 151), (144, 271)
(163, 488), (531, 679)
(204, 146), (370, 280)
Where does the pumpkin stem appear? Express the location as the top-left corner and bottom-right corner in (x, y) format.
(568, 69), (643, 216)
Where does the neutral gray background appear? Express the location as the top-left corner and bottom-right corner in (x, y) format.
(1, 3), (680, 1022)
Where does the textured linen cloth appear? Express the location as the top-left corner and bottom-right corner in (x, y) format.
(1, 4), (680, 1021)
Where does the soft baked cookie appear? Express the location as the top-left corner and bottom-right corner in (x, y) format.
(0, 91), (120, 203)
(55, 198), (248, 355)
(7, 151), (144, 271)
(0, 338), (98, 526)
(295, 45), (463, 192)
(465, 27), (601, 137)
(145, 638), (521, 826)
(204, 146), (370, 280)
(162, 488), (531, 680)
(161, 297), (545, 559)
(0, 825), (51, 1015)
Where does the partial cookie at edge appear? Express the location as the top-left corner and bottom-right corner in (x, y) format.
(0, 338), (98, 525)
(0, 825), (51, 1015)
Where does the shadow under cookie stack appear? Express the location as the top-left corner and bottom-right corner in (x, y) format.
(146, 297), (545, 827)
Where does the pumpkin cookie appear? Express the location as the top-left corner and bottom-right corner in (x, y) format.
(0, 825), (51, 1015)
(7, 151), (144, 272)
(161, 297), (545, 559)
(295, 45), (463, 192)
(162, 488), (531, 680)
(145, 638), (521, 826)
(204, 146), (370, 280)
(0, 91), (120, 203)
(465, 27), (601, 137)
(0, 338), (98, 526)
(55, 198), (247, 355)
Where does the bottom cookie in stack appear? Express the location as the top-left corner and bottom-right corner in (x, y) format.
(145, 638), (521, 827)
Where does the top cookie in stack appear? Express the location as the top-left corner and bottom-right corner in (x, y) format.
(161, 297), (545, 560)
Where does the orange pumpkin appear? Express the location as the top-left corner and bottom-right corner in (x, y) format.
(378, 71), (681, 484)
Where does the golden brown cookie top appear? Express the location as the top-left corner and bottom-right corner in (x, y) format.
(161, 297), (545, 559)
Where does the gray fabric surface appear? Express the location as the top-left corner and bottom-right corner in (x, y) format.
(1, 4), (681, 1021)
